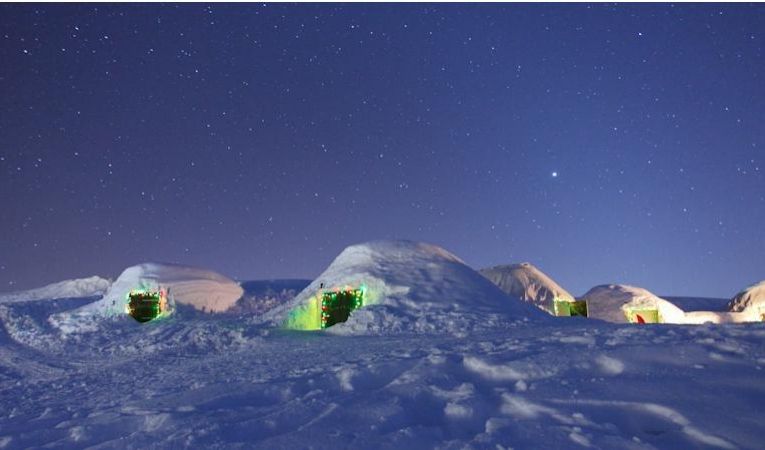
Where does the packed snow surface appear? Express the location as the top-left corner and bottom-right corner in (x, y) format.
(265, 241), (548, 334)
(0, 276), (110, 304)
(479, 262), (575, 314)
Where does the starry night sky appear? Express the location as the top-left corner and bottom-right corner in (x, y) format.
(1, 3), (763, 297)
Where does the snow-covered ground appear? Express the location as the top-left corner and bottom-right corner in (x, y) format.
(0, 243), (763, 449)
(1, 300), (763, 449)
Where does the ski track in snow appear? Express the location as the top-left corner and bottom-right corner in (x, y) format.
(0, 296), (764, 449)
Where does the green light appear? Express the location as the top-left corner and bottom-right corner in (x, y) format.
(320, 288), (364, 329)
(283, 295), (322, 330)
(553, 298), (588, 317)
(283, 285), (368, 331)
(127, 288), (168, 323)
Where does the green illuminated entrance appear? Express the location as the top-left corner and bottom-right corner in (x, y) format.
(126, 289), (168, 323)
(554, 298), (588, 317)
(320, 288), (364, 329)
(624, 308), (660, 324)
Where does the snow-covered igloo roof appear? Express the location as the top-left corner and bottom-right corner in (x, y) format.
(263, 240), (549, 334)
(581, 284), (684, 323)
(50, 263), (244, 332)
(99, 262), (244, 314)
(479, 262), (574, 314)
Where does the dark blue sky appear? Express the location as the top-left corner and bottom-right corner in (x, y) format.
(1, 3), (763, 297)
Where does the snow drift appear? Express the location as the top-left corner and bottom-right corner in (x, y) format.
(0, 276), (111, 304)
(479, 262), (574, 314)
(264, 240), (548, 334)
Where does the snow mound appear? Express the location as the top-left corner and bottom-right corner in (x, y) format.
(727, 280), (765, 316)
(264, 240), (548, 334)
(581, 284), (685, 323)
(50, 263), (243, 332)
(102, 262), (244, 313)
(0, 276), (111, 303)
(479, 262), (574, 314)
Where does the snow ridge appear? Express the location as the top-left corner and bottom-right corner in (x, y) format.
(0, 276), (111, 304)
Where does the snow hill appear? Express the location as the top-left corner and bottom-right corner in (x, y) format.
(0, 276), (111, 304)
(50, 263), (243, 333)
(727, 280), (765, 315)
(264, 241), (549, 334)
(479, 262), (574, 314)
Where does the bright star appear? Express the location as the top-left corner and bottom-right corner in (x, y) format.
(552, 171), (558, 178)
